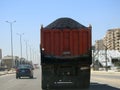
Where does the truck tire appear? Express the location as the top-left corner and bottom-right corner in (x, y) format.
(42, 80), (47, 89)
(81, 69), (90, 88)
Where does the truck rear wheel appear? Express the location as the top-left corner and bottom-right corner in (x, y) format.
(81, 69), (90, 88)
(42, 79), (47, 89)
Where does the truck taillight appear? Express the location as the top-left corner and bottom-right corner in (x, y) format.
(80, 67), (90, 70)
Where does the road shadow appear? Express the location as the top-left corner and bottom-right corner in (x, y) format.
(43, 83), (120, 90)
(89, 83), (120, 90)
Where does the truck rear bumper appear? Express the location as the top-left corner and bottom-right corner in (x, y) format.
(41, 54), (92, 64)
(41, 64), (91, 89)
(42, 71), (90, 89)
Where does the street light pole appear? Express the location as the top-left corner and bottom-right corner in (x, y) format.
(24, 40), (28, 60)
(6, 21), (16, 68)
(105, 39), (108, 72)
(103, 37), (108, 72)
(17, 33), (24, 59)
(105, 47), (108, 71)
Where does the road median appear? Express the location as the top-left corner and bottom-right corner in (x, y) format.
(0, 70), (15, 76)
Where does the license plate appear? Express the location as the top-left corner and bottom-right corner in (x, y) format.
(21, 70), (25, 72)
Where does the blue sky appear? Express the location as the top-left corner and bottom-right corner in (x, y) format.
(0, 0), (120, 63)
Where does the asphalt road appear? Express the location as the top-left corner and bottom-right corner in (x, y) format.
(0, 69), (120, 90)
(0, 69), (41, 90)
(91, 71), (120, 90)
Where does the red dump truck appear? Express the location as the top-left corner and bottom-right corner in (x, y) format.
(40, 18), (92, 89)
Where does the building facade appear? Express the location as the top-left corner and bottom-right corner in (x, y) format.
(2, 56), (19, 69)
(95, 28), (120, 51)
(103, 28), (120, 51)
(95, 40), (105, 50)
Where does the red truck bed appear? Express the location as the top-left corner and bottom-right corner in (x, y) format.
(41, 26), (91, 57)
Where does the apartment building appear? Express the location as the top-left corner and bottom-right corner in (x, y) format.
(103, 28), (120, 51)
(95, 28), (120, 51)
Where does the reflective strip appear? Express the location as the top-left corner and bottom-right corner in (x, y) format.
(55, 82), (73, 84)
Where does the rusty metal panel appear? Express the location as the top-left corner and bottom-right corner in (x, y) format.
(41, 28), (91, 56)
